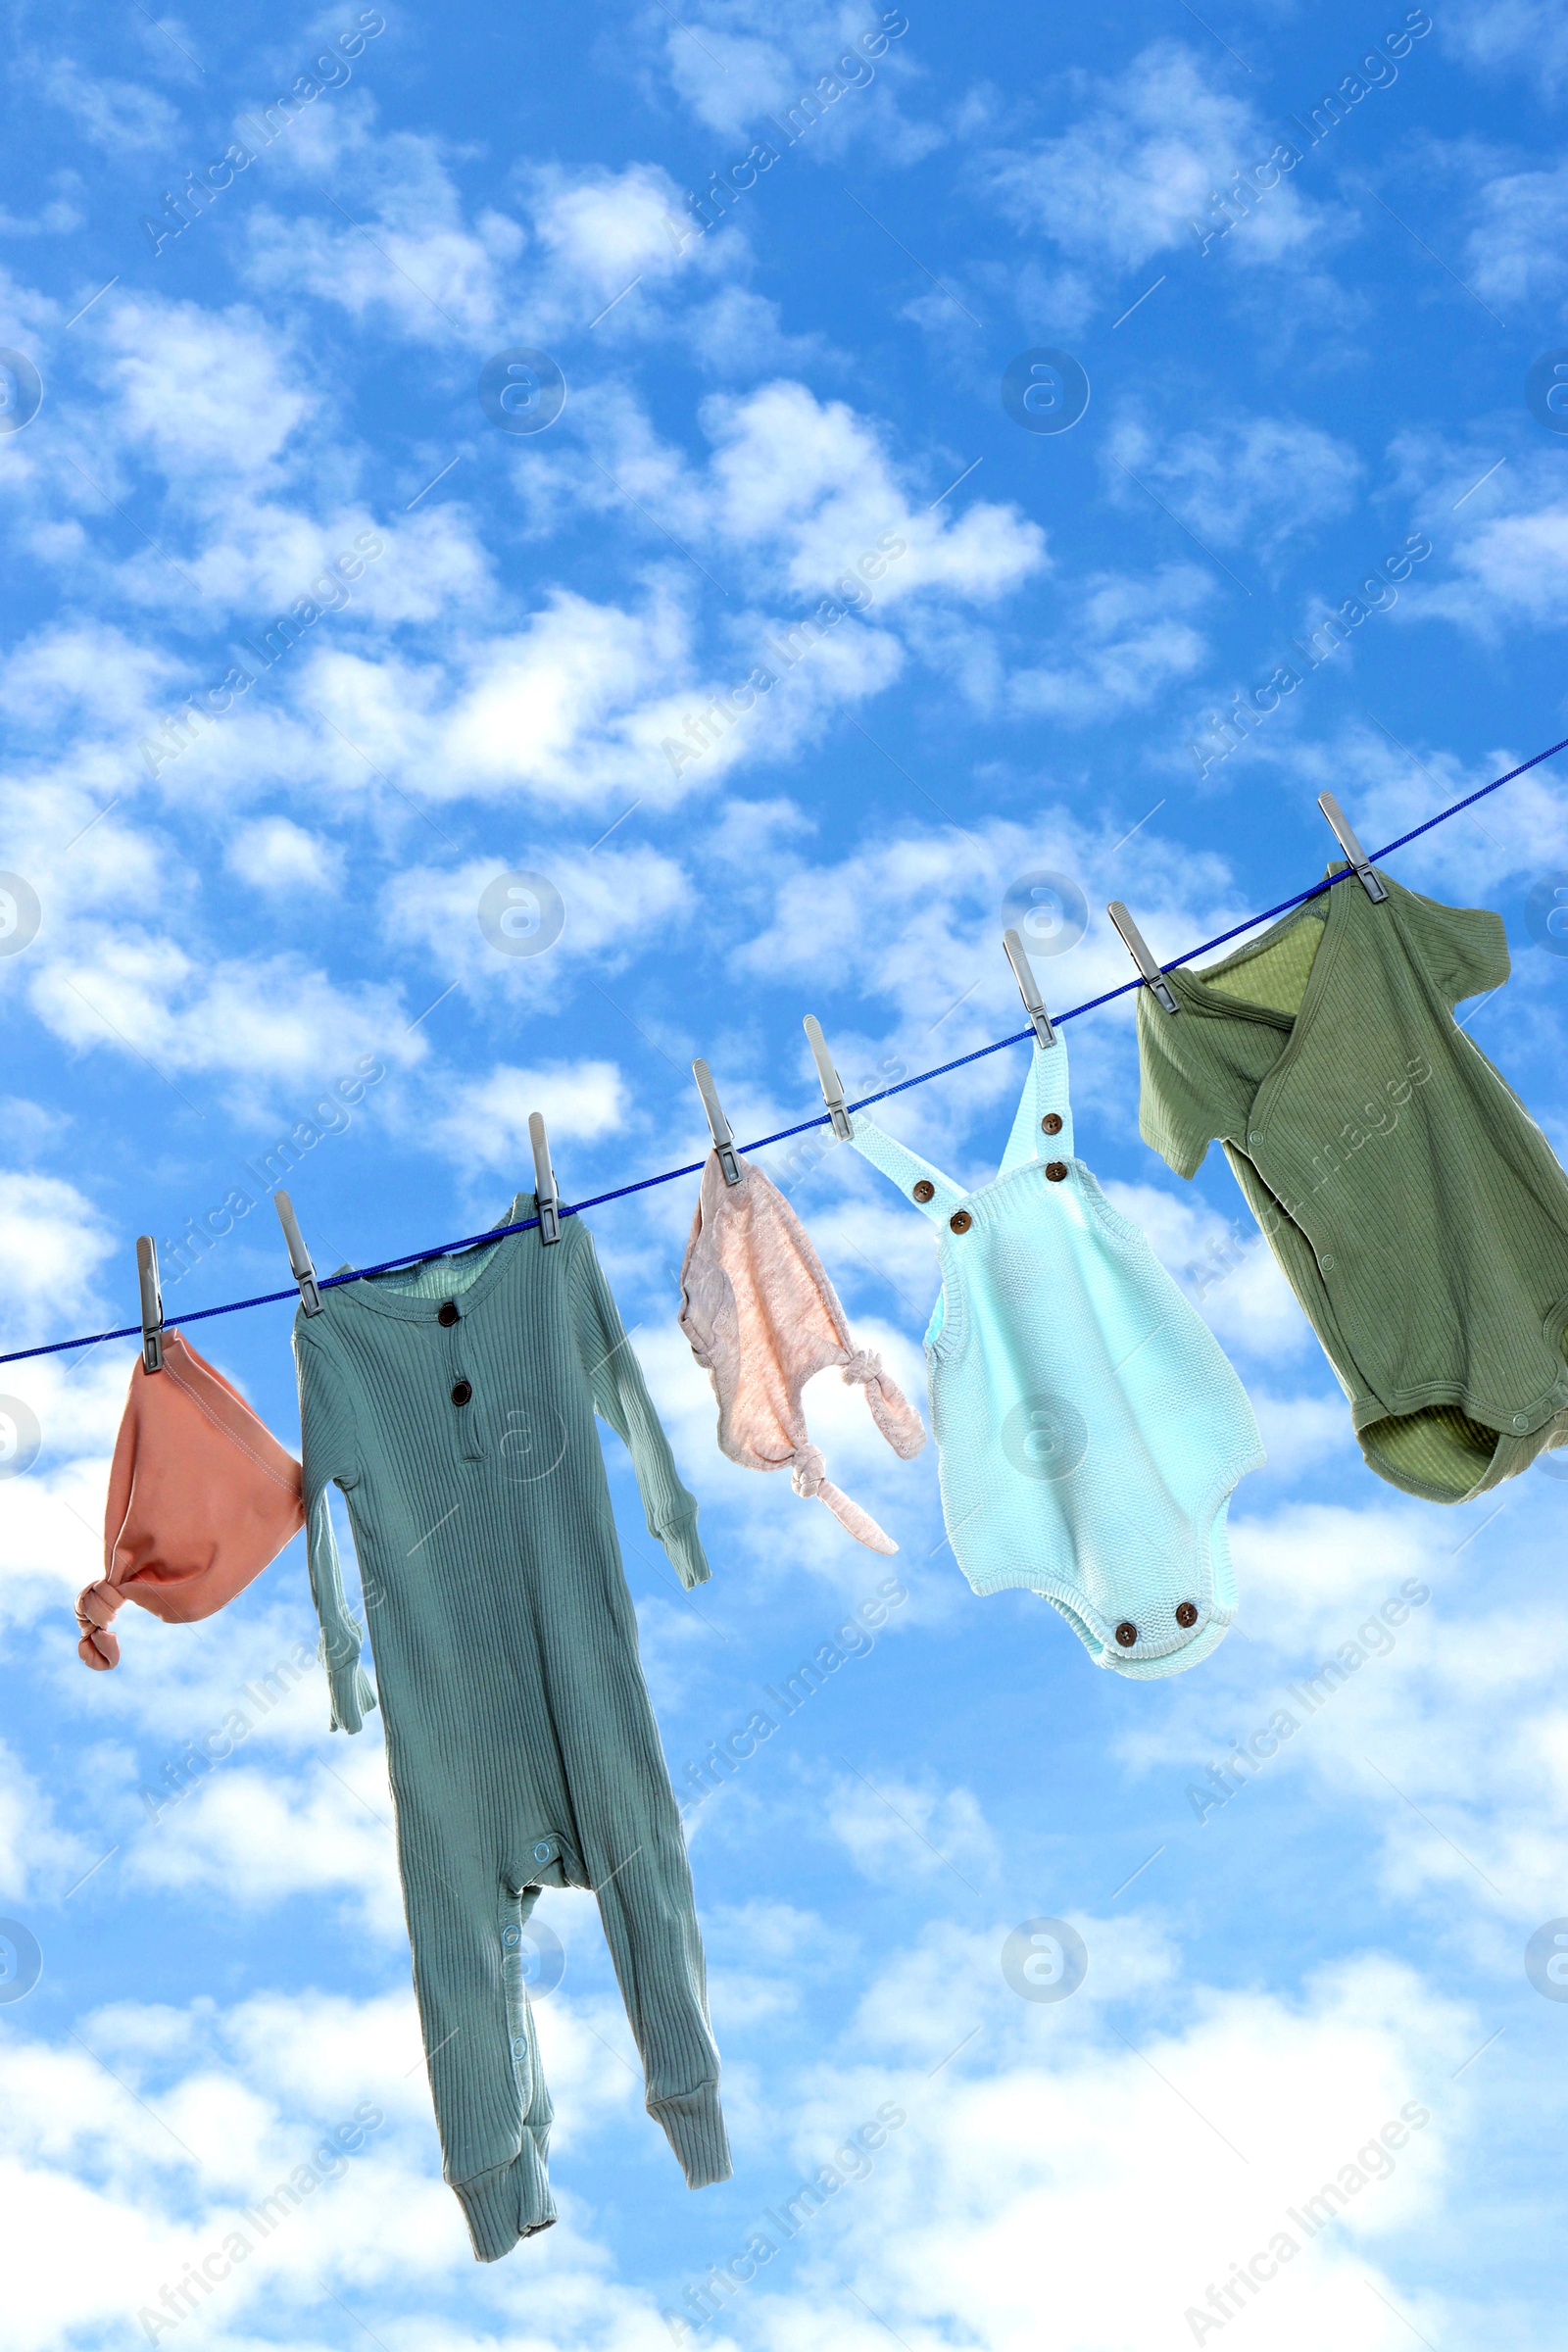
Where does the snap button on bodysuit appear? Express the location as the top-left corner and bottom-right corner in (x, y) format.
(1042, 1113), (1062, 1136)
(1175, 1601), (1198, 1628)
(1046, 1161), (1068, 1183)
(501, 1925), (520, 1947)
(438, 1299), (460, 1326)
(1114, 1621), (1138, 1647)
(451, 1379), (472, 1407)
(913, 1180), (935, 1203)
(533, 1840), (552, 1863)
(949, 1209), (972, 1234)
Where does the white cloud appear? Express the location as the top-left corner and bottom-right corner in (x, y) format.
(1108, 415), (1363, 560)
(243, 126), (734, 348)
(528, 161), (736, 300)
(124, 1746), (410, 1936)
(381, 846), (692, 989)
(37, 59), (178, 149)
(242, 118), (530, 345)
(425, 1059), (630, 1176)
(1446, 0), (1568, 93)
(1252, 720), (1568, 904)
(225, 816), (344, 893)
(828, 1770), (998, 1886)
(648, 1), (941, 166)
(981, 44), (1332, 280)
(1004, 564), (1212, 724)
(91, 294), (315, 483)
(0, 1168), (116, 1341)
(1463, 157), (1568, 306)
(1102, 1178), (1312, 1362)
(697, 378), (1046, 607)
(26, 934), (422, 1106)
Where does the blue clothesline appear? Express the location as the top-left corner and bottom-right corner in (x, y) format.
(6, 730), (1566, 1371)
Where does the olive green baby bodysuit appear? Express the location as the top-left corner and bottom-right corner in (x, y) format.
(293, 1196), (730, 2261)
(1136, 863), (1568, 1501)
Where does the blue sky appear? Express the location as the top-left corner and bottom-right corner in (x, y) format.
(3, 0), (1568, 2344)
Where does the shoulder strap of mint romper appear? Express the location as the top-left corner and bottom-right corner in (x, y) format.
(998, 1033), (1074, 1177)
(845, 1113), (966, 1226)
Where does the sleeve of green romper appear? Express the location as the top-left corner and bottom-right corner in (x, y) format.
(1134, 986), (1217, 1181)
(567, 1223), (710, 1591)
(293, 1329), (377, 1735)
(1395, 877), (1511, 1008)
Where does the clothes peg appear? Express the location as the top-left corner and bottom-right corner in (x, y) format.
(136, 1235), (165, 1373)
(528, 1111), (563, 1245)
(1107, 902), (1180, 1016)
(692, 1059), (743, 1186)
(1002, 927), (1056, 1050)
(273, 1190), (324, 1315)
(803, 1016), (854, 1140)
(1317, 791), (1388, 904)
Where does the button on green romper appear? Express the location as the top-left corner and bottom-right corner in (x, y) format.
(293, 1195), (730, 2261)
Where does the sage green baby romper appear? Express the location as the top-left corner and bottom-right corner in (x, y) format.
(1136, 863), (1568, 1501)
(293, 1194), (730, 2260)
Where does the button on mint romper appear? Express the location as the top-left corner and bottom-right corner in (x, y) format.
(293, 1196), (730, 2261)
(847, 1036), (1263, 1676)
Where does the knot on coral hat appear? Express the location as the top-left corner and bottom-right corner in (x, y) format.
(789, 1443), (827, 1500)
(839, 1348), (926, 1461)
(74, 1579), (123, 1671)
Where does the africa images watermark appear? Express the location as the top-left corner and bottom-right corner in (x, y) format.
(136, 1642), (317, 1827)
(1181, 2100), (1432, 2342)
(1186, 1056), (1437, 1304)
(662, 2097), (908, 2341)
(134, 2099), (386, 2342)
(138, 530), (385, 778)
(660, 529), (909, 780)
(676, 1575), (908, 1820)
(138, 13), (388, 257)
(156, 1054), (386, 1288)
(660, 11), (910, 261)
(1187, 9), (1434, 259)
(1186, 531), (1433, 779)
(1186, 1577), (1432, 1827)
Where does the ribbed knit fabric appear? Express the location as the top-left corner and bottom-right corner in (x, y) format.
(293, 1195), (731, 2261)
(846, 1034), (1263, 1678)
(1136, 862), (1568, 1501)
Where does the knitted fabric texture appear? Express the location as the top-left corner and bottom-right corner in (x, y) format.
(677, 1148), (926, 1553)
(295, 1195), (730, 2262)
(75, 1333), (304, 1670)
(1135, 863), (1568, 1502)
(846, 1032), (1263, 1678)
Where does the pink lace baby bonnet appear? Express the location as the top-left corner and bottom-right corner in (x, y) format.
(678, 1150), (925, 1552)
(75, 1333), (305, 1669)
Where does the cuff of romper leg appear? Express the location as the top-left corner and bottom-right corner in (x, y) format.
(453, 2141), (558, 2263)
(649, 2082), (732, 2187)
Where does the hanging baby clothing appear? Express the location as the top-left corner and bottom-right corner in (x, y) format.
(677, 1146), (926, 1553)
(1135, 863), (1568, 1502)
(75, 1332), (304, 1670)
(845, 1032), (1262, 1676)
(293, 1194), (729, 2262)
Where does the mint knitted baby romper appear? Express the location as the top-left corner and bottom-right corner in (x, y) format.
(846, 1035), (1263, 1676)
(293, 1194), (730, 2260)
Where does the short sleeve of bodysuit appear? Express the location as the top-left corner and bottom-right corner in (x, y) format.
(1135, 990), (1225, 1180)
(1397, 886), (1510, 1009)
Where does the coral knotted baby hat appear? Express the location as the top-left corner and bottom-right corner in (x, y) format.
(678, 1150), (925, 1552)
(75, 1333), (305, 1669)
